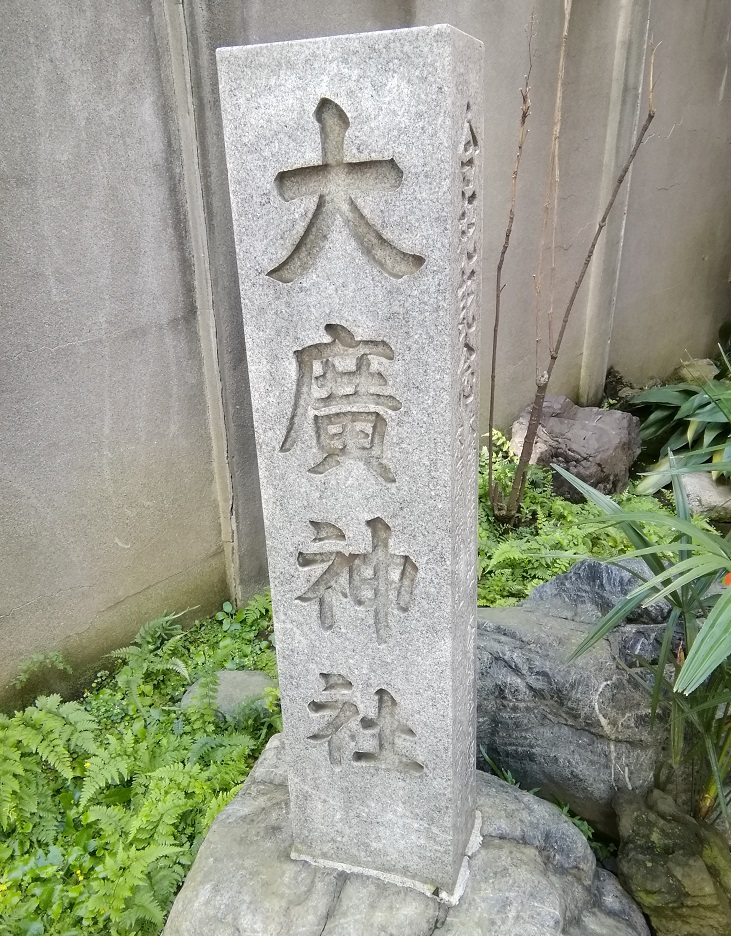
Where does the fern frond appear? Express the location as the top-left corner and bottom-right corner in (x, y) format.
(128, 789), (189, 847)
(80, 753), (130, 808)
(0, 745), (22, 829)
(118, 884), (166, 929)
(35, 695), (100, 756)
(154, 657), (190, 682)
(185, 668), (220, 718)
(147, 862), (187, 901)
(134, 612), (187, 650)
(201, 786), (240, 829)
(12, 713), (74, 779)
(189, 732), (254, 766)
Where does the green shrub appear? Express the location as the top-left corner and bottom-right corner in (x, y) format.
(630, 379), (731, 493)
(477, 432), (677, 606)
(0, 594), (279, 936)
(556, 463), (731, 825)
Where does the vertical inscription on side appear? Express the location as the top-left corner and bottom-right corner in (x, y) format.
(453, 104), (479, 768)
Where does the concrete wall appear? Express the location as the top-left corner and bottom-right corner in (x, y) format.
(609, 0), (731, 384)
(213, 0), (730, 418)
(2, 0), (730, 700)
(0, 0), (233, 702)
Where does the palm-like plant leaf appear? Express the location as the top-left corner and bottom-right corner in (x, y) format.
(675, 584), (731, 694)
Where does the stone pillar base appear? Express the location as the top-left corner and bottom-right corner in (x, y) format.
(163, 735), (649, 936)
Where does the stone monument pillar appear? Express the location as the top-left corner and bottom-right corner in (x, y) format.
(217, 24), (483, 899)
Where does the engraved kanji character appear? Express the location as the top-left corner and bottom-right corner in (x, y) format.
(267, 98), (424, 282)
(307, 676), (424, 775)
(296, 518), (417, 644)
(457, 108), (479, 409)
(354, 688), (424, 774)
(282, 324), (401, 482)
(306, 673), (360, 767)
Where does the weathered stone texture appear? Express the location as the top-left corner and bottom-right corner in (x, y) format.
(681, 472), (731, 524)
(510, 396), (641, 498)
(163, 735), (649, 936)
(477, 561), (692, 834)
(615, 789), (731, 936)
(217, 26), (482, 891)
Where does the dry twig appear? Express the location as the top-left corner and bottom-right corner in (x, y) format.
(501, 42), (658, 521)
(488, 11), (535, 509)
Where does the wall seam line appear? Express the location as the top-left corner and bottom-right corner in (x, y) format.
(577, 0), (652, 405)
(161, 0), (238, 601)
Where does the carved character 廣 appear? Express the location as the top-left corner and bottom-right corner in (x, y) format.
(282, 324), (400, 482)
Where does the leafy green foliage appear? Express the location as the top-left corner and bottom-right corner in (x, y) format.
(0, 594), (279, 936)
(630, 379), (731, 493)
(554, 463), (731, 825)
(477, 432), (677, 606)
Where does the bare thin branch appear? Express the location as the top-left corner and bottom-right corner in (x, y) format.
(548, 0), (573, 355)
(487, 8), (535, 508)
(502, 42), (658, 521)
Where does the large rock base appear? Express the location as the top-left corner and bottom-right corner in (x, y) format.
(163, 735), (649, 936)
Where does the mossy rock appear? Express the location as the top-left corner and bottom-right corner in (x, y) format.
(615, 789), (731, 936)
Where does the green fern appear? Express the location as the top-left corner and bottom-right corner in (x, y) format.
(478, 432), (679, 606)
(0, 593), (279, 936)
(80, 752), (130, 808)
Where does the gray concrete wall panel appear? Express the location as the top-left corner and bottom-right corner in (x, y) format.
(610, 0), (731, 384)
(0, 0), (227, 700)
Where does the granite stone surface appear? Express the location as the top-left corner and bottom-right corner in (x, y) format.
(217, 26), (483, 892)
(163, 735), (650, 936)
(681, 472), (731, 524)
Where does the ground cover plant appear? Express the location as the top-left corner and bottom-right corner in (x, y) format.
(0, 593), (279, 936)
(477, 431), (678, 606)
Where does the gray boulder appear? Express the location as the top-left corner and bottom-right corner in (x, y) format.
(477, 560), (691, 835)
(180, 669), (275, 717)
(522, 557), (681, 668)
(522, 557), (671, 629)
(681, 471), (731, 524)
(163, 734), (648, 936)
(510, 395), (641, 499)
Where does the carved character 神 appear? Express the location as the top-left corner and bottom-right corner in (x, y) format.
(296, 518), (417, 643)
